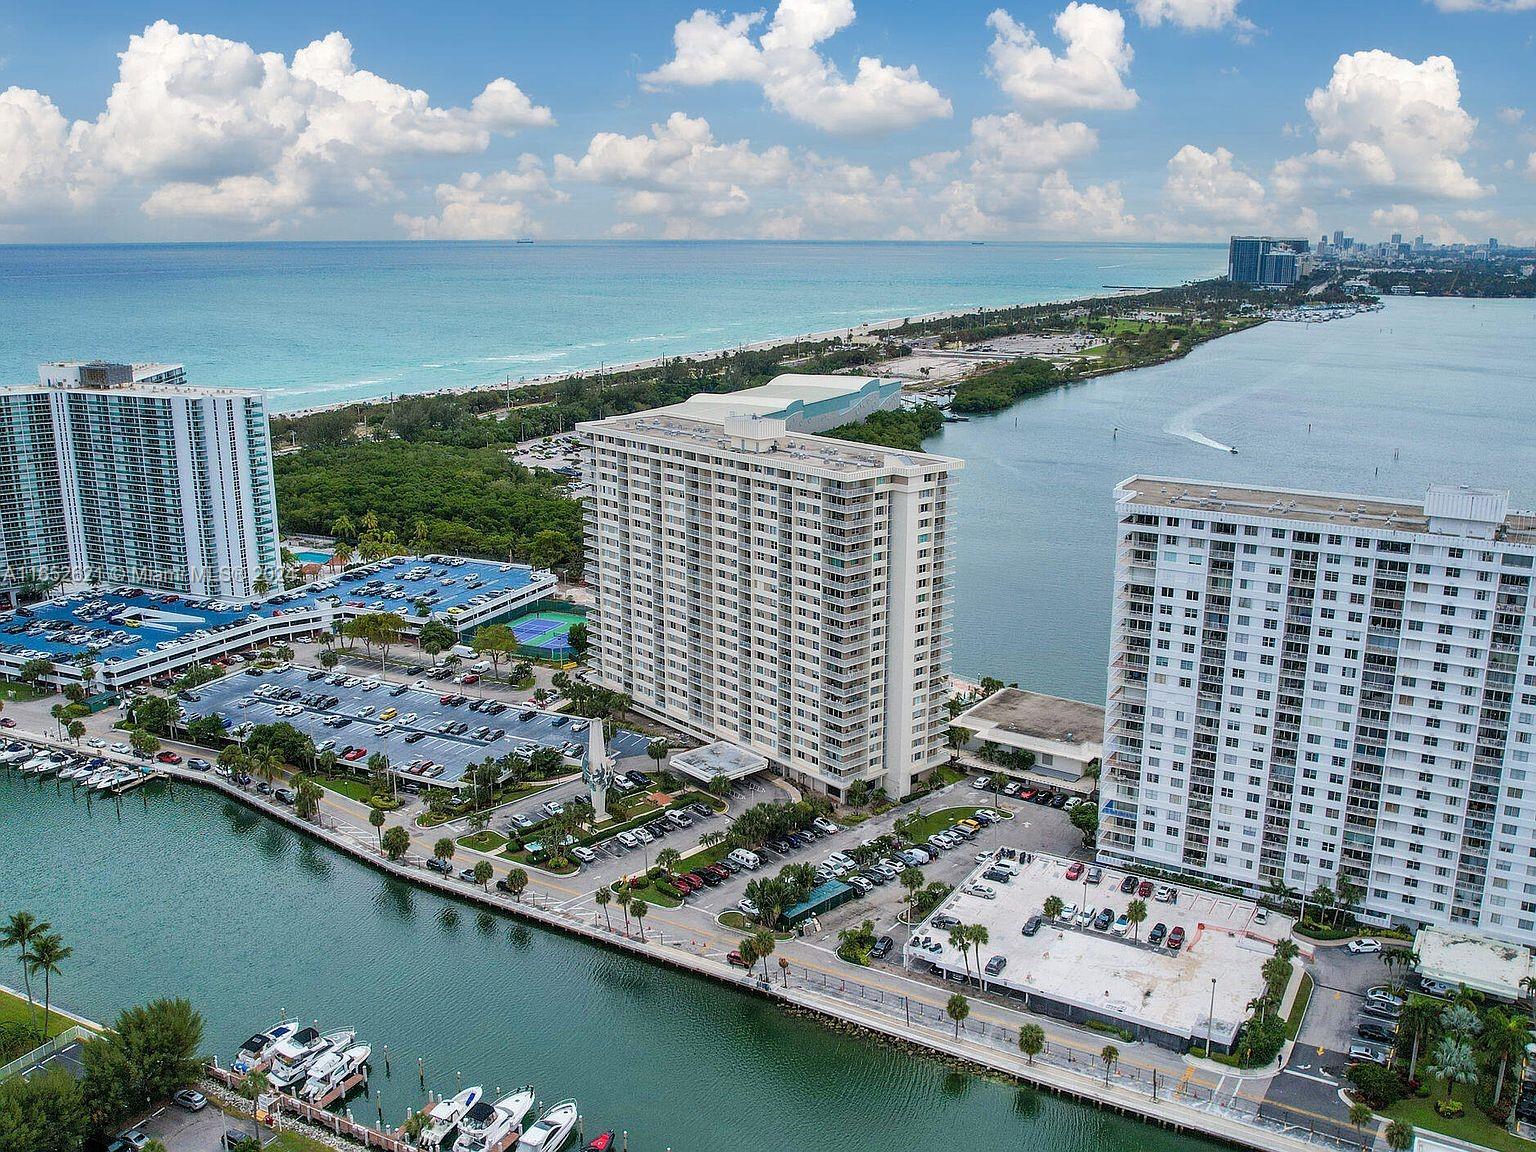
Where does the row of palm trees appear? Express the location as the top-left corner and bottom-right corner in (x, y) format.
(594, 887), (651, 939)
(1, 911), (72, 1039)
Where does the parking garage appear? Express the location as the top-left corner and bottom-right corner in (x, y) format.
(180, 665), (649, 788)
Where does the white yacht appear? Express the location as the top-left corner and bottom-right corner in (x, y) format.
(232, 1021), (300, 1074)
(513, 1101), (578, 1152)
(84, 767), (118, 788)
(301, 1041), (370, 1101)
(453, 1088), (535, 1152)
(268, 1027), (352, 1090)
(417, 1086), (484, 1149)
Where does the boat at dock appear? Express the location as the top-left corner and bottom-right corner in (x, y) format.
(268, 1027), (353, 1090)
(233, 1021), (300, 1074)
(514, 1100), (578, 1151)
(453, 1088), (535, 1152)
(300, 1041), (371, 1103)
(418, 1085), (484, 1149)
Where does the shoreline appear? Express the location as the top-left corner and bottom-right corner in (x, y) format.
(5, 735), (1347, 1152)
(277, 286), (1171, 419)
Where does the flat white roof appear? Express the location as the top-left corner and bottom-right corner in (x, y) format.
(909, 853), (1282, 1043)
(1413, 926), (1535, 1000)
(670, 740), (768, 782)
(655, 374), (890, 423)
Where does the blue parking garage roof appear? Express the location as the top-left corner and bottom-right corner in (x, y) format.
(0, 556), (546, 666)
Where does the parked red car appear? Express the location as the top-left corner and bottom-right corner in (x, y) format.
(1137, 879), (1154, 898)
(1167, 926), (1186, 951)
(0, 718), (15, 728)
(685, 872), (709, 891)
(344, 747), (368, 761)
(1065, 861), (1084, 881)
(672, 873), (698, 894)
(727, 950), (750, 968)
(460, 674), (480, 685)
(440, 693), (456, 705)
(156, 750), (182, 764)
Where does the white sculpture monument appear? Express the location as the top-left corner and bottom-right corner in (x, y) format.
(583, 718), (614, 822)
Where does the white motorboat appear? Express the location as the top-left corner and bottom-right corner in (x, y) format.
(94, 769), (134, 792)
(233, 1021), (299, 1074)
(83, 767), (117, 788)
(417, 1085), (484, 1149)
(453, 1088), (535, 1152)
(20, 753), (53, 773)
(513, 1101), (578, 1152)
(300, 1041), (370, 1100)
(267, 1027), (352, 1089)
(58, 763), (88, 781)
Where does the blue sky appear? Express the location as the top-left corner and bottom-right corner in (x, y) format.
(1, 0), (1533, 242)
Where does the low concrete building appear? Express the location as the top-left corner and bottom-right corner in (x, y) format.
(953, 688), (1103, 793)
(669, 741), (768, 786)
(1413, 926), (1536, 1002)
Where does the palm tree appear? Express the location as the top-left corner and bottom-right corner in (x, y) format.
(1425, 1035), (1478, 1103)
(630, 897), (649, 941)
(900, 866), (924, 924)
(434, 837), (455, 871)
(946, 992), (970, 1038)
(1385, 1121), (1415, 1152)
(25, 930), (71, 1037)
(967, 923), (990, 982)
(949, 925), (974, 984)
(594, 886), (612, 928)
(474, 861), (493, 890)
(778, 955), (790, 987)
(1349, 1101), (1374, 1139)
(1400, 993), (1441, 1081)
(752, 928), (776, 980)
(1, 912), (45, 1032)
(1483, 1008), (1529, 1104)
(504, 867), (529, 903)
(1043, 895), (1064, 920)
(238, 1067), (269, 1140)
(1018, 1023), (1046, 1065)
(656, 847), (682, 875)
(369, 807), (387, 846)
(1100, 1044), (1119, 1085)
(1126, 898), (1148, 942)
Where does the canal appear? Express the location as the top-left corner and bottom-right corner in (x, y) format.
(0, 773), (1213, 1152)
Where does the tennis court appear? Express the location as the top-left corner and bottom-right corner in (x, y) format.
(507, 609), (585, 656)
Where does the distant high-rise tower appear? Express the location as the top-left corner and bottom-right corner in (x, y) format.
(1228, 237), (1310, 287)
(0, 361), (280, 598)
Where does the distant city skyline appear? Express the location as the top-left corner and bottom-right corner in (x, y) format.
(1, 0), (1534, 243)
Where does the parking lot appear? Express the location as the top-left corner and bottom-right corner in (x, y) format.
(136, 1100), (266, 1152)
(181, 665), (649, 787)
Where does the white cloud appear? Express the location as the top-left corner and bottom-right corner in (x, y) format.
(1, 20), (552, 230)
(0, 87), (71, 218)
(554, 112), (796, 236)
(1428, 0), (1536, 10)
(1497, 107), (1525, 125)
(641, 0), (951, 133)
(1038, 169), (1135, 234)
(1369, 202), (1469, 243)
(967, 113), (1099, 174)
(985, 4), (1137, 111)
(1131, 0), (1253, 33)
(1286, 50), (1486, 201)
(395, 156), (564, 239)
(1161, 144), (1266, 224)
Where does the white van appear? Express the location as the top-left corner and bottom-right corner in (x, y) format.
(727, 848), (761, 871)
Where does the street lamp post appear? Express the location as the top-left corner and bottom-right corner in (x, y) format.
(1207, 977), (1217, 1058)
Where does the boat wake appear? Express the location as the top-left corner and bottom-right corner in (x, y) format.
(1162, 386), (1262, 454)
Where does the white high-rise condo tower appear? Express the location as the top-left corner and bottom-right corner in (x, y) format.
(0, 361), (280, 598)
(1102, 476), (1536, 947)
(579, 375), (961, 802)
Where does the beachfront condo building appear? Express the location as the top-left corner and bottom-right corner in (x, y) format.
(0, 361), (280, 599)
(1227, 236), (1310, 287)
(579, 375), (961, 801)
(1101, 476), (1536, 947)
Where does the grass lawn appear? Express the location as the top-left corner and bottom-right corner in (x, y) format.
(458, 830), (507, 853)
(1284, 972), (1314, 1041)
(0, 985), (77, 1039)
(0, 680), (48, 702)
(267, 1131), (337, 1152)
(1385, 1090), (1532, 1152)
(316, 775), (377, 803)
(902, 805), (993, 843)
(613, 878), (681, 909)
